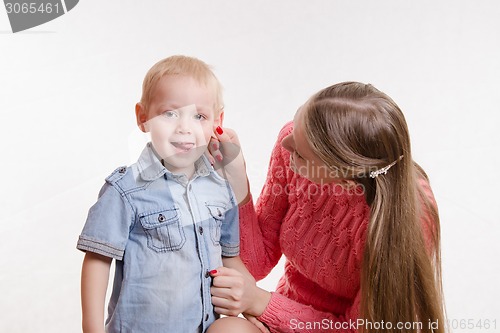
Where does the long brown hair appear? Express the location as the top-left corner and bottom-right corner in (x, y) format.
(303, 82), (445, 332)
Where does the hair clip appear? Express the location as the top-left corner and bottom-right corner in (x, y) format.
(369, 155), (404, 178)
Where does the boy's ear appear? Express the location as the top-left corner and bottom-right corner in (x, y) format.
(215, 111), (224, 128)
(135, 103), (149, 133)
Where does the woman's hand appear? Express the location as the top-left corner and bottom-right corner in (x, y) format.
(208, 126), (250, 205)
(210, 266), (271, 318)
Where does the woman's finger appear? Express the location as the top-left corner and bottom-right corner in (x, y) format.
(207, 137), (222, 162)
(211, 127), (243, 166)
(211, 294), (240, 309)
(213, 306), (240, 317)
(210, 285), (229, 299)
(210, 284), (244, 303)
(244, 314), (270, 333)
(209, 138), (219, 153)
(204, 150), (216, 166)
(211, 277), (241, 290)
(213, 126), (239, 145)
(209, 266), (243, 278)
(212, 296), (242, 317)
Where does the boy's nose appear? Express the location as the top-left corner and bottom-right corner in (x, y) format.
(176, 117), (192, 134)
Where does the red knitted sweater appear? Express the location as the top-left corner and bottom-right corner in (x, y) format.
(239, 122), (436, 332)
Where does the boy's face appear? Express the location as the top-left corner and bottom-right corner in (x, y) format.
(136, 75), (221, 177)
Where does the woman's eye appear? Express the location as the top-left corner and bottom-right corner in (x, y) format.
(194, 114), (207, 120)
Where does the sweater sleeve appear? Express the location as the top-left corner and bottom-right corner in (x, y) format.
(239, 122), (294, 280)
(259, 291), (361, 333)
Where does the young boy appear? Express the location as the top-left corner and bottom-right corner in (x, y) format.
(77, 56), (240, 333)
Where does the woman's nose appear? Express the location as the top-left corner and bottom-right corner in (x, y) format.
(281, 133), (294, 153)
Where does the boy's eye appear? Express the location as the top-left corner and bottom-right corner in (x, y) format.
(194, 114), (207, 120)
(163, 111), (177, 118)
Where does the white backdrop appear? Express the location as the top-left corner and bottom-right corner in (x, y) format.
(1, 1), (499, 332)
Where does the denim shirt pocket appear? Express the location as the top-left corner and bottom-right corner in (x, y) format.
(205, 203), (226, 246)
(139, 207), (185, 252)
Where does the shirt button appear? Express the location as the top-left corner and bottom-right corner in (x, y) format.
(205, 314), (209, 321)
(199, 226), (204, 235)
(205, 270), (210, 278)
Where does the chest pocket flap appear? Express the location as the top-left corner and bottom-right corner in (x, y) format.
(205, 203), (227, 245)
(139, 208), (185, 252)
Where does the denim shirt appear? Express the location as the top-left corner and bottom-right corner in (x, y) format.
(77, 143), (239, 333)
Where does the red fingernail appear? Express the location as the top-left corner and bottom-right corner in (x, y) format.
(216, 126), (223, 135)
(216, 155), (223, 162)
(212, 143), (218, 150)
(210, 269), (218, 275)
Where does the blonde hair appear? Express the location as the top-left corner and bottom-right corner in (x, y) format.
(140, 55), (223, 113)
(303, 82), (446, 333)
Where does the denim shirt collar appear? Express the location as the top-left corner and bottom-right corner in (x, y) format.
(137, 142), (212, 182)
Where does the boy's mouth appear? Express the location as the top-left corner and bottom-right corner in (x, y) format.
(171, 142), (195, 152)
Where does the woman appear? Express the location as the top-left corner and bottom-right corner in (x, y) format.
(207, 82), (446, 333)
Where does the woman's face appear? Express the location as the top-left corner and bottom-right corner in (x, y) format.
(281, 105), (338, 184)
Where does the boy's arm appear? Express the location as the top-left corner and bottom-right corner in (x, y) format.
(81, 252), (112, 333)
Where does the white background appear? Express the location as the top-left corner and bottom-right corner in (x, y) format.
(1, 1), (499, 332)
